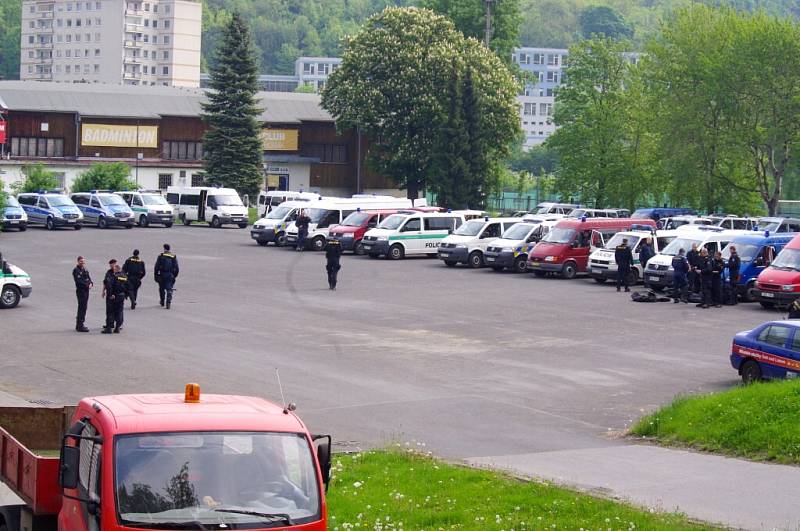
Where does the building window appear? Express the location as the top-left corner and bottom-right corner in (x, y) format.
(546, 71), (559, 83)
(523, 102), (536, 116)
(158, 174), (173, 190)
(518, 53), (529, 65)
(305, 144), (348, 164)
(164, 20), (170, 28)
(163, 36), (170, 44)
(10, 137), (64, 158)
(532, 53), (544, 65)
(162, 141), (204, 160)
(191, 174), (203, 186)
(162, 50), (169, 59)
(153, 20), (157, 28)
(162, 66), (169, 75)
(547, 54), (559, 66)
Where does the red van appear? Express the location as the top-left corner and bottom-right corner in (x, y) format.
(527, 217), (657, 278)
(329, 207), (440, 254)
(754, 232), (800, 308)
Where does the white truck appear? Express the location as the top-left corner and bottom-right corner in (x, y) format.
(166, 186), (249, 228)
(0, 253), (32, 309)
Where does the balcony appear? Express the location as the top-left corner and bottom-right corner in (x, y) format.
(34, 41), (54, 48)
(123, 71), (142, 80)
(124, 40), (142, 49)
(125, 8), (143, 16)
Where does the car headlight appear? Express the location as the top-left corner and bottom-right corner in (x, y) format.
(376, 235), (388, 241)
(455, 244), (467, 249)
(502, 247), (513, 253)
(343, 233), (354, 238)
(544, 255), (556, 262)
(782, 285), (795, 291)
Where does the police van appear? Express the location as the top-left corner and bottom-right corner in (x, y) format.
(285, 197), (414, 251)
(588, 228), (679, 285)
(17, 191), (83, 230)
(437, 217), (520, 268)
(117, 190), (175, 228)
(250, 200), (310, 246)
(257, 190), (322, 217)
(2, 195), (28, 231)
(167, 186), (249, 228)
(484, 216), (562, 273)
(643, 227), (745, 290)
(361, 211), (466, 260)
(70, 191), (135, 229)
(0, 253), (32, 309)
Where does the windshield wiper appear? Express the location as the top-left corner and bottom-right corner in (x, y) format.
(128, 521), (212, 530)
(214, 509), (293, 525)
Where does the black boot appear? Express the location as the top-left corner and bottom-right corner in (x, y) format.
(131, 301), (136, 309)
(101, 327), (112, 334)
(159, 299), (164, 307)
(113, 327), (121, 333)
(166, 301), (171, 309)
(76, 323), (89, 332)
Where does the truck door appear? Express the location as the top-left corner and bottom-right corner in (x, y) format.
(399, 217), (422, 254)
(60, 419), (102, 531)
(198, 190), (208, 221)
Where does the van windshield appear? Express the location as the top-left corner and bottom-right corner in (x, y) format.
(213, 194), (243, 206)
(141, 195), (168, 206)
(47, 195), (73, 206)
(771, 248), (800, 271)
(267, 206), (293, 220)
(662, 237), (701, 256)
(605, 234), (641, 250)
(100, 195), (127, 206)
(5, 196), (20, 208)
(722, 243), (759, 262)
(454, 220), (485, 236)
(341, 212), (371, 227)
(379, 215), (407, 230)
(758, 219), (781, 232)
(502, 223), (536, 240)
(542, 228), (576, 244)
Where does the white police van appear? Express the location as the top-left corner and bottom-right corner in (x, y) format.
(2, 195), (28, 231)
(437, 217), (520, 268)
(257, 190), (322, 217)
(361, 211), (466, 260)
(588, 228), (679, 285)
(0, 253), (32, 309)
(70, 191), (135, 229)
(484, 215), (563, 272)
(118, 190), (175, 228)
(167, 186), (249, 228)
(17, 191), (83, 230)
(250, 200), (309, 246)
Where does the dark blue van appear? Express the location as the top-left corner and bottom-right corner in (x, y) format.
(631, 207), (696, 221)
(723, 232), (796, 301)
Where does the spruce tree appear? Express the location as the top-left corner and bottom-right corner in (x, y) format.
(202, 12), (263, 199)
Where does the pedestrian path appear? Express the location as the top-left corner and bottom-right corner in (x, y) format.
(469, 444), (800, 530)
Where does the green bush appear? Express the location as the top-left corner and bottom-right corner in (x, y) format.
(11, 163), (61, 194)
(70, 162), (137, 193)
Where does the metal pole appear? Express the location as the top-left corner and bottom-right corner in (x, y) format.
(484, 0), (494, 47)
(135, 121), (139, 185)
(356, 126), (362, 194)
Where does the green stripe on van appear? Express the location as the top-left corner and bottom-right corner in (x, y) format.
(389, 234), (448, 241)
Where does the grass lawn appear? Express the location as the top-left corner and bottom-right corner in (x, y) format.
(248, 207), (258, 225)
(631, 379), (800, 464)
(327, 449), (713, 530)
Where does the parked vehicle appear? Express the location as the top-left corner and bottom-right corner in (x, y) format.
(722, 233), (795, 302)
(730, 320), (800, 383)
(437, 217), (519, 268)
(535, 202), (580, 215)
(568, 208), (627, 219)
(631, 207), (696, 221)
(167, 186), (249, 228)
(658, 215), (713, 230)
(250, 200), (309, 246)
(285, 197), (414, 251)
(754, 232), (800, 308)
(484, 216), (562, 273)
(257, 190), (322, 217)
(17, 191), (83, 230)
(70, 191), (135, 229)
(643, 227), (743, 291)
(117, 190), (174, 227)
(757, 217), (800, 234)
(0, 253), (31, 309)
(0, 384), (332, 531)
(588, 229), (679, 285)
(361, 211), (466, 259)
(328, 207), (440, 254)
(527, 218), (656, 279)
(1, 196), (27, 231)
(705, 214), (759, 231)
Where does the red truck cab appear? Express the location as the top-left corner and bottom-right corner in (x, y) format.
(1, 385), (331, 531)
(754, 232), (800, 308)
(329, 207), (441, 254)
(527, 217), (656, 279)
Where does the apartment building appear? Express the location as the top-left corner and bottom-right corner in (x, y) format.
(200, 57), (343, 92)
(20, 0), (201, 87)
(514, 47), (567, 148)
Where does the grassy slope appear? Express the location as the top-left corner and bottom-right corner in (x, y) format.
(631, 379), (800, 464)
(327, 450), (713, 530)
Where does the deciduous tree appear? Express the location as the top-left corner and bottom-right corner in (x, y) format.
(70, 162), (136, 193)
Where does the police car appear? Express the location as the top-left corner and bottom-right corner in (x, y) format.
(70, 190), (135, 229)
(731, 320), (800, 383)
(0, 253), (32, 309)
(117, 190), (175, 227)
(17, 191), (83, 230)
(2, 195), (28, 231)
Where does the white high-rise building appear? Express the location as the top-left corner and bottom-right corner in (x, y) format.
(20, 0), (201, 87)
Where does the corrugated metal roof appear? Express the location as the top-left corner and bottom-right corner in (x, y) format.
(0, 81), (332, 123)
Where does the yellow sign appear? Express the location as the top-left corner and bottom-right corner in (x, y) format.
(81, 124), (159, 148)
(261, 129), (299, 151)
(266, 174), (280, 188)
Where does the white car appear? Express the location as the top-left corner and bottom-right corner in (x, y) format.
(588, 229), (679, 285)
(0, 255), (32, 309)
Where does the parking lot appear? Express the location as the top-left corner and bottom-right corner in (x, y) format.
(0, 224), (774, 459)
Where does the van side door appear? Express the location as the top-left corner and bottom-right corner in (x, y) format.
(399, 216), (423, 254)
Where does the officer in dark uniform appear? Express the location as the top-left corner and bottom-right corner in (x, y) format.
(154, 243), (179, 309)
(639, 237), (655, 269)
(325, 237), (342, 290)
(101, 259), (117, 333)
(296, 210), (311, 251)
(72, 256), (93, 332)
(711, 251), (725, 307)
(102, 263), (128, 334)
(686, 243), (701, 293)
(614, 238), (634, 292)
(697, 249), (714, 308)
(671, 248), (689, 303)
(123, 249), (146, 309)
(727, 245), (741, 305)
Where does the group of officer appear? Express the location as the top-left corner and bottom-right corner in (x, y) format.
(614, 237), (655, 292)
(71, 244), (180, 333)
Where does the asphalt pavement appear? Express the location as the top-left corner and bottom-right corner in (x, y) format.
(1, 224), (797, 529)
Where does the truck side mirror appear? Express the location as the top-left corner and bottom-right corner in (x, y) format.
(59, 445), (80, 489)
(313, 434), (332, 492)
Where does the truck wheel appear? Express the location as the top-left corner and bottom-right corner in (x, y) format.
(760, 301), (775, 309)
(139, 215), (149, 227)
(182, 214), (191, 226)
(742, 281), (756, 303)
(561, 261), (577, 279)
(74, 224), (82, 230)
(513, 256), (527, 273)
(594, 277), (607, 284)
(238, 222), (248, 229)
(19, 225), (27, 232)
(164, 222), (173, 228)
(533, 270), (547, 277)
(312, 236), (326, 252)
(0, 285), (21, 309)
(257, 240), (268, 247)
(125, 223), (133, 229)
(354, 241), (365, 255)
(46, 217), (55, 231)
(388, 244), (405, 260)
(741, 360), (762, 384)
(444, 260), (457, 267)
(98, 216), (108, 229)
(468, 251), (483, 269)
(210, 216), (222, 228)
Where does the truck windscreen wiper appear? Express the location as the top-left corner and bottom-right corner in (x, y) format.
(214, 508), (293, 525)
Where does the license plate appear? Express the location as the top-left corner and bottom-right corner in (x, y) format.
(762, 292), (775, 298)
(67, 220), (75, 223)
(530, 262), (540, 267)
(8, 221), (18, 225)
(648, 276), (660, 282)
(439, 252), (450, 257)
(592, 268), (602, 274)
(362, 245), (372, 249)
(485, 257), (495, 262)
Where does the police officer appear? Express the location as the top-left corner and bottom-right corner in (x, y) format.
(122, 249), (146, 309)
(615, 238), (634, 292)
(727, 245), (741, 305)
(671, 248), (689, 303)
(711, 251), (725, 307)
(102, 263), (128, 334)
(697, 249), (713, 308)
(296, 209), (311, 251)
(639, 237), (655, 269)
(101, 259), (117, 333)
(325, 237), (342, 290)
(72, 256), (93, 332)
(686, 243), (701, 293)
(154, 243), (179, 309)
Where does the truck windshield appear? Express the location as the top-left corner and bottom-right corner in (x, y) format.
(661, 237), (701, 256)
(341, 212), (371, 227)
(142, 195), (169, 206)
(116, 431), (321, 529)
(542, 228), (576, 244)
(100, 195), (127, 206)
(454, 220), (485, 236)
(266, 206), (293, 220)
(47, 195), (73, 207)
(722, 243), (760, 262)
(604, 234), (641, 250)
(502, 223), (536, 241)
(213, 194), (243, 206)
(771, 248), (800, 271)
(379, 215), (407, 230)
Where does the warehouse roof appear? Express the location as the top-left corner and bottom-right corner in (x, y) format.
(0, 81), (333, 123)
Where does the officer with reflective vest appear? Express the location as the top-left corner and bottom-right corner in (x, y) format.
(154, 243), (179, 309)
(122, 249), (146, 309)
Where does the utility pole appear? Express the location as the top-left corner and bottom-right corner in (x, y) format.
(484, 0), (496, 47)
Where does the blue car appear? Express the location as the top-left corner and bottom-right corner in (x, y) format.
(2, 196), (28, 231)
(631, 207), (696, 221)
(723, 233), (796, 302)
(731, 320), (800, 383)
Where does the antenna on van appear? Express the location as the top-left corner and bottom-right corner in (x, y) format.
(275, 368), (296, 414)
